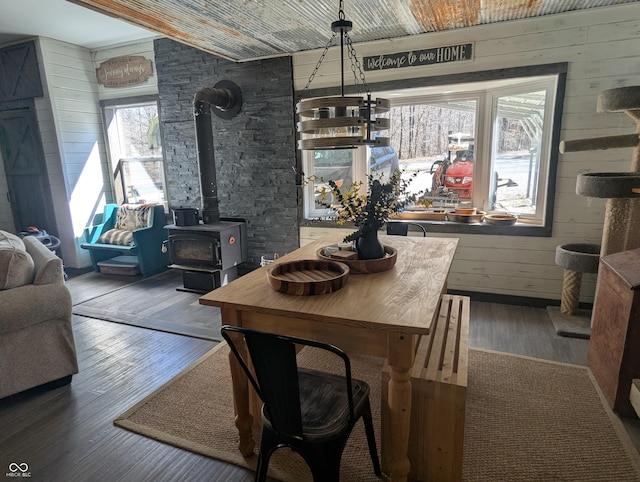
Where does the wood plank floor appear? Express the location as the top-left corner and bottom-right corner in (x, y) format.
(0, 272), (637, 481)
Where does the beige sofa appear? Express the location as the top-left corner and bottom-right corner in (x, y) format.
(0, 231), (78, 398)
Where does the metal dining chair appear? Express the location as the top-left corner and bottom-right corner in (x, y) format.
(220, 325), (381, 482)
(386, 221), (427, 237)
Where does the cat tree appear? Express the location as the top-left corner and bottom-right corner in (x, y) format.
(548, 86), (640, 338)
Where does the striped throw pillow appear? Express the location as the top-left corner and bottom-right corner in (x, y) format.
(98, 228), (133, 246)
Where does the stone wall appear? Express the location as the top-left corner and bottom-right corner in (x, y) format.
(154, 39), (299, 268)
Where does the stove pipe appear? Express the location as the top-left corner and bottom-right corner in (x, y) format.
(193, 80), (242, 224)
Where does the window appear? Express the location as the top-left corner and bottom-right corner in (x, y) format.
(101, 97), (167, 209)
(304, 145), (400, 218)
(301, 66), (564, 233)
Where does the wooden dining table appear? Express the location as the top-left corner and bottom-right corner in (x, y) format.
(199, 233), (458, 482)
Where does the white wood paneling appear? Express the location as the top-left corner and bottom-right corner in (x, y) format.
(294, 3), (640, 302)
(28, 39), (158, 269)
(36, 37), (107, 269)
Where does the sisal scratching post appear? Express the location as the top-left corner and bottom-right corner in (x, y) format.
(560, 269), (581, 315)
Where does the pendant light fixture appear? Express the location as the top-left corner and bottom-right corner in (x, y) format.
(296, 0), (390, 150)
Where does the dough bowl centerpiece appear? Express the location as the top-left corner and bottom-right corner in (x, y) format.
(313, 170), (422, 268)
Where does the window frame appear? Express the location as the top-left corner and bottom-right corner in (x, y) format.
(296, 63), (567, 237)
(100, 94), (168, 210)
(485, 77), (558, 225)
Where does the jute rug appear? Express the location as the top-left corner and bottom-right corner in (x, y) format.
(72, 270), (222, 341)
(114, 343), (640, 481)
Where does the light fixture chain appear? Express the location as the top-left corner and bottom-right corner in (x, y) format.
(298, 31), (337, 101)
(345, 34), (370, 95)
(346, 35), (362, 95)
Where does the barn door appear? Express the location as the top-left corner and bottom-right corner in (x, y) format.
(0, 104), (57, 234)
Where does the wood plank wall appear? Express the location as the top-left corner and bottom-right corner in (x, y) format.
(34, 37), (106, 269)
(294, 4), (640, 303)
(31, 39), (157, 270)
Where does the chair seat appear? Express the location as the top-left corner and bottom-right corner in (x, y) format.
(263, 368), (370, 439)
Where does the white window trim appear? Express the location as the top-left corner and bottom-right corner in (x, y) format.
(487, 77), (557, 224)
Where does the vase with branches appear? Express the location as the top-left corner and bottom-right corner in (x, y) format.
(314, 170), (422, 259)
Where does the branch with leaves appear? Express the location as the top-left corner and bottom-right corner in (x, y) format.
(311, 170), (423, 242)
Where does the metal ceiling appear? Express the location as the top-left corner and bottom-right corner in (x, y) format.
(68, 0), (639, 61)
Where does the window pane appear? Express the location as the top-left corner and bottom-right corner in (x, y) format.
(389, 101), (477, 204)
(312, 149), (354, 208)
(491, 90), (546, 214)
(104, 101), (167, 207)
(121, 158), (166, 204)
(368, 145), (399, 181)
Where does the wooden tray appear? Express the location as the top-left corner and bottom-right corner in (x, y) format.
(317, 245), (397, 274)
(266, 259), (349, 295)
(390, 209), (448, 221)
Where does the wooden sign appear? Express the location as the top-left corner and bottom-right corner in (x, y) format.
(96, 56), (153, 88)
(363, 43), (473, 71)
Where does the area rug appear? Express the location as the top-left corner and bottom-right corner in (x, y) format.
(114, 344), (640, 482)
(72, 270), (222, 341)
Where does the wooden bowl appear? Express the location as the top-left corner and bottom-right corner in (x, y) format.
(484, 213), (518, 226)
(317, 245), (397, 273)
(447, 211), (486, 223)
(266, 259), (349, 295)
(455, 207), (477, 215)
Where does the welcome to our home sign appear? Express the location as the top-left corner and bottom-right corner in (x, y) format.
(363, 43), (473, 71)
(96, 56), (153, 88)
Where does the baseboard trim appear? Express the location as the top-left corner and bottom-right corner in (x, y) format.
(447, 289), (594, 310)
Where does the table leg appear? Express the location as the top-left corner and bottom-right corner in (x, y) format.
(223, 308), (255, 457)
(228, 346), (255, 457)
(386, 334), (414, 482)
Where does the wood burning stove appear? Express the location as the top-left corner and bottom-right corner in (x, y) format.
(166, 80), (247, 293)
(165, 219), (247, 293)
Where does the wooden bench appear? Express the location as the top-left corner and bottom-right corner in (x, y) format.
(381, 294), (470, 482)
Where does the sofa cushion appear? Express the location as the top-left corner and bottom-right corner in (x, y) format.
(98, 228), (134, 246)
(0, 231), (35, 290)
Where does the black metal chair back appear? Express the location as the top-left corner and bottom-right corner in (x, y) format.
(386, 221), (427, 237)
(221, 325), (380, 481)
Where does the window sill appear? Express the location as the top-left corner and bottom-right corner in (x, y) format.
(301, 219), (552, 237)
